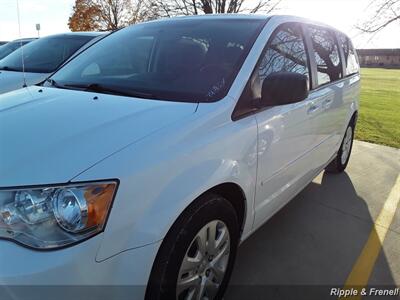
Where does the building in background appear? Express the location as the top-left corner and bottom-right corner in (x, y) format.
(357, 49), (400, 68)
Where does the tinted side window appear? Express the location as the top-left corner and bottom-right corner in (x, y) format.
(338, 33), (360, 76)
(259, 23), (309, 80)
(248, 23), (309, 100)
(233, 23), (310, 119)
(308, 26), (342, 85)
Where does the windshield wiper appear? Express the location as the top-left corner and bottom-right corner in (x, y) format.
(62, 83), (157, 99)
(0, 66), (20, 72)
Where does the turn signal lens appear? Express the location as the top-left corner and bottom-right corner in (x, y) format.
(85, 184), (115, 228)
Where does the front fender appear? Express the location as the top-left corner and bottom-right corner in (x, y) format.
(74, 104), (258, 261)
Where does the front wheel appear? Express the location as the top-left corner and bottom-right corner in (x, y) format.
(325, 122), (354, 173)
(145, 194), (239, 300)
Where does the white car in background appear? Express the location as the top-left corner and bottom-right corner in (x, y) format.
(0, 15), (360, 300)
(0, 32), (104, 95)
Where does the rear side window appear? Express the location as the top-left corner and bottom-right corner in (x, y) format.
(308, 26), (342, 86)
(338, 33), (360, 76)
(258, 23), (309, 81)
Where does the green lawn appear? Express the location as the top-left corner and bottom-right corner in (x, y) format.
(355, 68), (400, 148)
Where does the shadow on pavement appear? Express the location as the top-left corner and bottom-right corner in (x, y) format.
(225, 171), (397, 300)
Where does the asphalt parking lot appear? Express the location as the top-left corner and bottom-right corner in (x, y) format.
(225, 140), (400, 300)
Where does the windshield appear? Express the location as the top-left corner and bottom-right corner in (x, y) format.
(0, 35), (97, 73)
(0, 40), (32, 60)
(47, 19), (266, 103)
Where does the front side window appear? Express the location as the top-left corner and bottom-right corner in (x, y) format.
(308, 26), (342, 86)
(259, 23), (309, 81)
(47, 19), (266, 103)
(247, 23), (309, 101)
(233, 23), (310, 118)
(338, 33), (359, 76)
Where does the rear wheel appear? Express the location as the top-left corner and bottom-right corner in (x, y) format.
(145, 194), (239, 300)
(325, 122), (354, 173)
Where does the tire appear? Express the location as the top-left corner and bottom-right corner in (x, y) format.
(325, 121), (355, 173)
(145, 193), (239, 300)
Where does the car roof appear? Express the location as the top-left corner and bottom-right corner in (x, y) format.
(12, 38), (37, 42)
(143, 14), (345, 36)
(146, 13), (270, 23)
(43, 32), (105, 39)
(270, 14), (349, 37)
(162, 14), (332, 26)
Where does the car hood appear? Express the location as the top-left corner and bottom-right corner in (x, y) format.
(0, 86), (197, 187)
(0, 70), (49, 95)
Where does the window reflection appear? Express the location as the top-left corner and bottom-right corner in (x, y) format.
(338, 33), (360, 76)
(309, 26), (342, 85)
(258, 24), (309, 81)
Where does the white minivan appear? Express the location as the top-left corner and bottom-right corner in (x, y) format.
(0, 15), (359, 300)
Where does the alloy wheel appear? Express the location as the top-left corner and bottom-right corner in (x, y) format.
(176, 220), (230, 300)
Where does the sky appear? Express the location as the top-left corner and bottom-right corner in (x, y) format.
(0, 0), (399, 48)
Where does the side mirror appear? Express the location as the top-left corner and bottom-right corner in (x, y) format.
(261, 72), (309, 106)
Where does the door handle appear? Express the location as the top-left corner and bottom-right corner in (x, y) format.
(324, 98), (333, 106)
(307, 103), (319, 114)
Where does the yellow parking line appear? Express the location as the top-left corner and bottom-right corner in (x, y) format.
(339, 174), (400, 300)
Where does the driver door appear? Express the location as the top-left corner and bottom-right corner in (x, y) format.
(248, 23), (320, 229)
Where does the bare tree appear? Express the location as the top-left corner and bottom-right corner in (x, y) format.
(95, 0), (135, 29)
(130, 0), (160, 22)
(357, 0), (400, 33)
(69, 0), (280, 32)
(150, 0), (280, 18)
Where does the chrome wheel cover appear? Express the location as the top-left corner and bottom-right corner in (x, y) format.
(176, 220), (230, 300)
(341, 126), (353, 165)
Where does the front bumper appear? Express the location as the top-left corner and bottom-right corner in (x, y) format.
(0, 235), (161, 300)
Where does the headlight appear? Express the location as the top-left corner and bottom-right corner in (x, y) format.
(0, 181), (117, 249)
